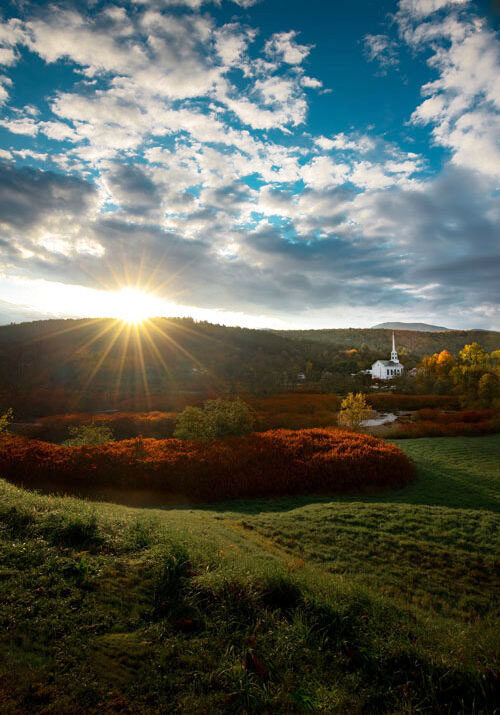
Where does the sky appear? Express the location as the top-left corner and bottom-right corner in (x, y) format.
(0, 0), (499, 330)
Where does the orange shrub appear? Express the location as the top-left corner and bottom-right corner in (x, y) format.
(0, 429), (414, 501)
(415, 408), (495, 424)
(392, 420), (494, 438)
(28, 412), (178, 442)
(367, 394), (460, 410)
(247, 393), (340, 431)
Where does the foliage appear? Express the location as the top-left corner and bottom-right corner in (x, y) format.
(0, 407), (13, 435)
(30, 411), (179, 442)
(62, 422), (114, 446)
(391, 420), (495, 438)
(478, 372), (500, 405)
(416, 342), (500, 405)
(458, 342), (490, 367)
(366, 393), (459, 410)
(338, 392), (371, 430)
(0, 429), (414, 500)
(172, 405), (210, 441)
(174, 398), (254, 441)
(386, 407), (498, 438)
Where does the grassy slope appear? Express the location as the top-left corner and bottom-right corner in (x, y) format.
(0, 436), (499, 713)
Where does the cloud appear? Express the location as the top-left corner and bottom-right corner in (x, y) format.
(264, 31), (312, 65)
(363, 34), (399, 71)
(104, 163), (163, 216)
(0, 0), (498, 329)
(405, 8), (500, 179)
(399, 0), (470, 18)
(0, 162), (97, 230)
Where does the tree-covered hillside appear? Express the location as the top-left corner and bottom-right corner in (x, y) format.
(0, 319), (499, 417)
(276, 327), (500, 354)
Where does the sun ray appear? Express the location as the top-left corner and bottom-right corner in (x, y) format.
(74, 318), (120, 355)
(75, 320), (126, 407)
(145, 317), (205, 369)
(133, 322), (151, 410)
(114, 321), (132, 402)
(140, 319), (174, 383)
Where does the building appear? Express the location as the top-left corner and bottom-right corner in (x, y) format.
(370, 332), (404, 380)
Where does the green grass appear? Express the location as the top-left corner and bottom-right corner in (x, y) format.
(0, 436), (499, 712)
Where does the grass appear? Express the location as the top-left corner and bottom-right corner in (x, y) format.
(0, 435), (499, 712)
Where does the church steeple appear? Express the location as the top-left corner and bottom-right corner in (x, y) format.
(391, 331), (399, 363)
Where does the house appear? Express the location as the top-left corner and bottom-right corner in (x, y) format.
(370, 332), (404, 380)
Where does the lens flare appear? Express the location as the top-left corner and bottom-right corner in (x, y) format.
(110, 288), (163, 324)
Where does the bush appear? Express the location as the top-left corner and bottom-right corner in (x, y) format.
(16, 411), (179, 442)
(366, 394), (459, 411)
(62, 423), (114, 446)
(174, 398), (254, 442)
(0, 429), (414, 501)
(392, 420), (495, 438)
(415, 408), (495, 424)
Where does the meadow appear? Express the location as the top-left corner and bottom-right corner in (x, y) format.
(0, 435), (498, 712)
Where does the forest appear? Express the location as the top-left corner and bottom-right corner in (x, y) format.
(1, 318), (499, 418)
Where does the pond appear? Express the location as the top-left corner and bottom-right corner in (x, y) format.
(361, 412), (398, 427)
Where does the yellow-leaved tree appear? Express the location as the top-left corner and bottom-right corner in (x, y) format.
(0, 408), (13, 435)
(338, 393), (371, 431)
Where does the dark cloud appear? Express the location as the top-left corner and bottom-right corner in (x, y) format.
(105, 164), (162, 216)
(0, 162), (96, 229)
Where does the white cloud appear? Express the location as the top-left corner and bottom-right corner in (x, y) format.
(407, 8), (500, 179)
(300, 156), (350, 190)
(363, 34), (399, 70)
(329, 132), (376, 153)
(399, 0), (470, 18)
(0, 117), (39, 136)
(264, 31), (312, 65)
(300, 75), (322, 89)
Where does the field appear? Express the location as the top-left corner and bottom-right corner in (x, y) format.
(0, 436), (499, 712)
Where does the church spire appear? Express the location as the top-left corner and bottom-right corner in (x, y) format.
(391, 331), (399, 363)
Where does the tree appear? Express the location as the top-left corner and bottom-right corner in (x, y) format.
(458, 343), (490, 368)
(0, 407), (13, 435)
(174, 398), (254, 442)
(491, 350), (500, 367)
(338, 392), (371, 431)
(436, 350), (454, 376)
(478, 372), (500, 406)
(62, 423), (114, 446)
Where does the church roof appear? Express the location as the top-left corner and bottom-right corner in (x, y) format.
(373, 360), (401, 367)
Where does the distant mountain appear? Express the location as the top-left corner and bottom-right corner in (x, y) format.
(371, 322), (451, 332)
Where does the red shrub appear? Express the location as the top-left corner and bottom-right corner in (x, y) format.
(414, 408), (495, 425)
(367, 394), (459, 411)
(25, 411), (178, 442)
(392, 420), (494, 438)
(0, 429), (414, 501)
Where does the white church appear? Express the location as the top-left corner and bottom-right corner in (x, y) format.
(370, 332), (404, 380)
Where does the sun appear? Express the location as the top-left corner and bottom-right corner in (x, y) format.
(111, 288), (161, 324)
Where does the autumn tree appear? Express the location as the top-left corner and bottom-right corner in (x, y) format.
(0, 408), (13, 435)
(458, 343), (490, 368)
(338, 392), (371, 431)
(478, 373), (500, 406)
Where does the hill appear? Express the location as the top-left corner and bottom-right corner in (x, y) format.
(0, 435), (498, 712)
(275, 326), (500, 353)
(371, 321), (451, 332)
(1, 318), (500, 417)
